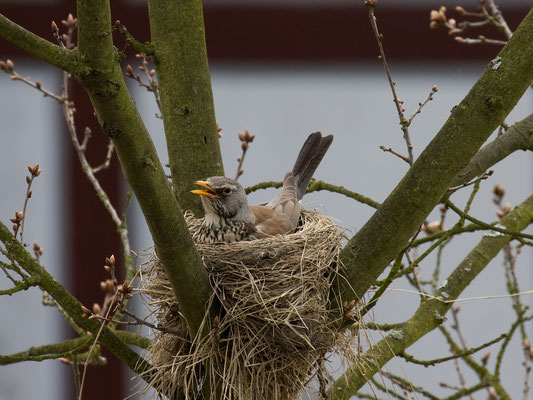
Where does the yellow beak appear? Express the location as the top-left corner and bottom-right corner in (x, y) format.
(191, 180), (218, 198)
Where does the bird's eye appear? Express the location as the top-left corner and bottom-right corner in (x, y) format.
(222, 187), (232, 195)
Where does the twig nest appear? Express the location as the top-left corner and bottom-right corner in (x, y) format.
(141, 210), (351, 400)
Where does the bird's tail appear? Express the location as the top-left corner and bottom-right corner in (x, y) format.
(291, 132), (333, 200)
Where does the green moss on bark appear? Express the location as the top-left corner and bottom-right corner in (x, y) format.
(148, 0), (224, 216)
(451, 112), (533, 186)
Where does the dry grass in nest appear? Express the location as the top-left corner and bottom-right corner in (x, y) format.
(139, 210), (358, 399)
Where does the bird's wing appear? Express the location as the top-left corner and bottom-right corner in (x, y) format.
(251, 203), (298, 238)
(264, 172), (301, 227)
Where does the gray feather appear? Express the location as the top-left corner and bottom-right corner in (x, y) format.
(292, 132), (333, 200)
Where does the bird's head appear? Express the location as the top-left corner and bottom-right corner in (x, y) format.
(191, 176), (254, 224)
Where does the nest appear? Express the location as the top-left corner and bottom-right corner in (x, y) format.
(140, 210), (355, 400)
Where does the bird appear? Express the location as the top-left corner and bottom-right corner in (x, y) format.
(191, 132), (333, 243)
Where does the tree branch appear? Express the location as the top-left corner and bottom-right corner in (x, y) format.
(307, 180), (381, 209)
(0, 335), (94, 365)
(245, 180), (381, 209)
(399, 331), (507, 367)
(116, 21), (155, 55)
(336, 9), (533, 308)
(451, 112), (533, 187)
(0, 13), (76, 73)
(148, 0), (224, 215)
(327, 194), (533, 399)
(445, 200), (533, 242)
(76, 0), (116, 72)
(0, 275), (38, 295)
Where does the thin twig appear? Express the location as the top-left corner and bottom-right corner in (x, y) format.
(368, 375), (409, 400)
(78, 263), (132, 400)
(456, 19), (492, 32)
(484, 0), (513, 39)
(400, 332), (507, 367)
(125, 53), (162, 118)
(8, 73), (66, 102)
(80, 126), (91, 151)
(410, 266), (426, 302)
(407, 85), (438, 125)
(1, 58), (65, 102)
(503, 243), (532, 400)
(455, 36), (507, 46)
(445, 200), (533, 242)
(138, 53), (162, 115)
(366, 4), (414, 165)
(246, 179), (382, 209)
(19, 164), (41, 245)
(89, 304), (186, 338)
(450, 306), (476, 400)
(72, 357), (81, 398)
(379, 146), (410, 164)
(235, 130), (255, 180)
(433, 1), (512, 46)
(78, 290), (117, 400)
(92, 140), (115, 173)
(447, 170), (493, 193)
(495, 184), (532, 400)
(0, 257), (19, 285)
(59, 77), (120, 230)
(122, 309), (187, 337)
(360, 255), (402, 318)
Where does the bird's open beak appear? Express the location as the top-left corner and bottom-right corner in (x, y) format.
(191, 180), (218, 198)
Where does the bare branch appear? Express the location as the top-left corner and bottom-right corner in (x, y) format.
(399, 331), (507, 367)
(92, 140), (115, 174)
(235, 130), (255, 180)
(379, 145), (410, 164)
(447, 170), (493, 193)
(485, 0), (513, 39)
(407, 85), (438, 125)
(125, 53), (162, 118)
(431, 1), (513, 47)
(19, 164), (42, 245)
(366, 4), (414, 165)
(455, 36), (507, 46)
